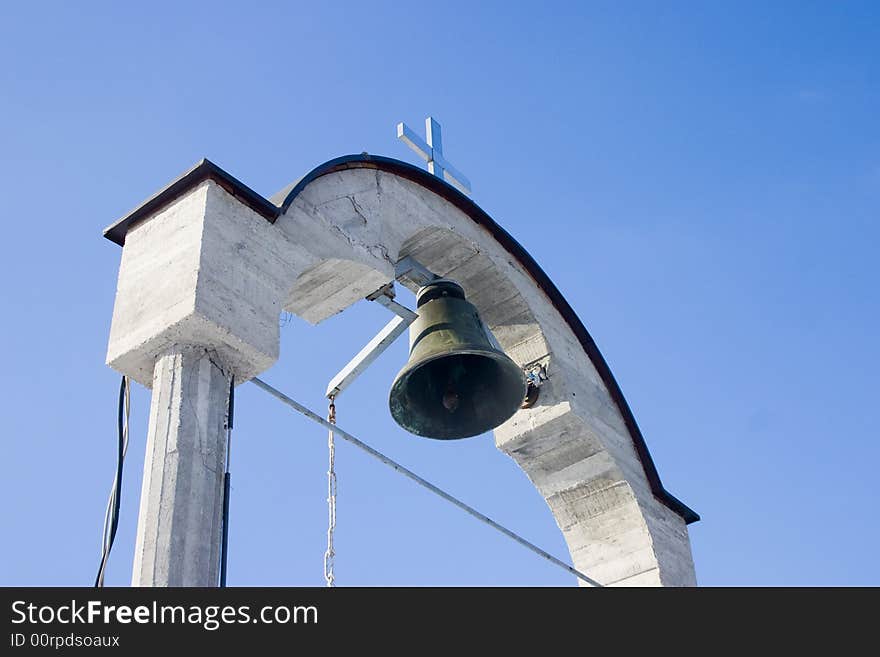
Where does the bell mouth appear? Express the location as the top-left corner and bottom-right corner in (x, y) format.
(389, 350), (526, 440)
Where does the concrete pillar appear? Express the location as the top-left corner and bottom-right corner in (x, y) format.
(105, 178), (301, 587)
(132, 347), (231, 586)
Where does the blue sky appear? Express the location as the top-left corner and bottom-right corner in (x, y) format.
(1, 1), (877, 586)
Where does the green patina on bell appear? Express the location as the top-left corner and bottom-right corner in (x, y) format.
(389, 280), (526, 440)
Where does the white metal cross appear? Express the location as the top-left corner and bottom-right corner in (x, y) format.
(397, 117), (472, 196)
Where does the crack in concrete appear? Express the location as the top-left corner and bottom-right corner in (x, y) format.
(169, 346), (230, 472)
(346, 195), (369, 225)
(182, 352), (205, 465)
(201, 348), (231, 471)
(329, 224), (394, 267)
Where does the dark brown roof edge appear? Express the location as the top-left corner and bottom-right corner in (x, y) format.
(104, 154), (699, 524)
(103, 159), (278, 245)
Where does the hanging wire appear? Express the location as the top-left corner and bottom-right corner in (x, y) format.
(95, 375), (129, 587)
(324, 395), (337, 587)
(251, 377), (602, 587)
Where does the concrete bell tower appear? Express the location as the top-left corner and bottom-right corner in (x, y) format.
(105, 153), (698, 587)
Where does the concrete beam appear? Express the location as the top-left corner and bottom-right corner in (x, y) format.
(106, 180), (306, 388)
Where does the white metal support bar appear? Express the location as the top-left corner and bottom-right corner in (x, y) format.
(371, 294), (419, 322)
(324, 256), (439, 400)
(325, 315), (411, 399)
(251, 376), (602, 587)
(324, 283), (419, 400)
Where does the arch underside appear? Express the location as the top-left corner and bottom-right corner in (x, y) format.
(272, 161), (697, 587)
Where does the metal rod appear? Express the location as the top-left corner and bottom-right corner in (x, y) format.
(372, 294), (418, 321)
(251, 376), (602, 587)
(220, 473), (231, 587)
(220, 376), (234, 587)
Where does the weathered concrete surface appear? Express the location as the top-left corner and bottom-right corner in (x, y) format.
(108, 163), (697, 586)
(106, 180), (311, 388)
(273, 169), (697, 586)
(131, 347), (230, 586)
(109, 181), (315, 586)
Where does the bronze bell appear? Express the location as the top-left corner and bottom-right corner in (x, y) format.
(389, 280), (526, 439)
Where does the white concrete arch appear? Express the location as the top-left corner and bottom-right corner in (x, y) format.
(105, 156), (697, 586)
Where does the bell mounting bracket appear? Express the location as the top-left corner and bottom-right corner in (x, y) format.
(324, 257), (439, 399)
(520, 362), (549, 409)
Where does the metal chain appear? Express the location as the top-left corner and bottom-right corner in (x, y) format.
(323, 395), (337, 587)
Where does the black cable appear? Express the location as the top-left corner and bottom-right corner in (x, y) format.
(94, 375), (127, 587)
(219, 375), (234, 587)
(220, 474), (231, 586)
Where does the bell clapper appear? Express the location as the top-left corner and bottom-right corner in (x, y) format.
(442, 385), (460, 413)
